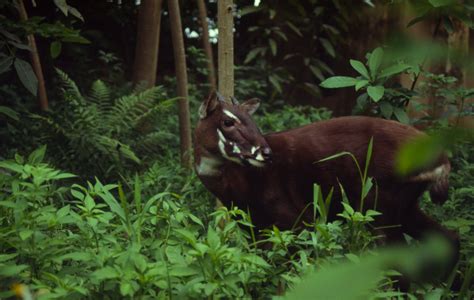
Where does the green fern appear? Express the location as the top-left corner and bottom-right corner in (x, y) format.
(34, 70), (173, 179)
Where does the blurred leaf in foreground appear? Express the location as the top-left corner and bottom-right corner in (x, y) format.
(284, 235), (452, 300)
(396, 127), (474, 176)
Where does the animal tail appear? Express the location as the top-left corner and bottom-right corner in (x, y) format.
(409, 157), (451, 205)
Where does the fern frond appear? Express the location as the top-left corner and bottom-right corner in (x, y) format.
(107, 86), (166, 134)
(88, 80), (111, 109)
(55, 68), (84, 102)
(96, 136), (141, 164)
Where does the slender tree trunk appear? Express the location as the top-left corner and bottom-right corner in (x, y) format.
(168, 0), (192, 169)
(16, 0), (48, 111)
(196, 0), (217, 91)
(132, 0), (163, 88)
(217, 0), (234, 99)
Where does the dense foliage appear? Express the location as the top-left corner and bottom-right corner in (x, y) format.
(1, 0), (474, 299)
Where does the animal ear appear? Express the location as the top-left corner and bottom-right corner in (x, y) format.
(199, 91), (225, 119)
(240, 98), (260, 115)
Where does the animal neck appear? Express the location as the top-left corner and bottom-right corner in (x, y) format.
(194, 146), (224, 177)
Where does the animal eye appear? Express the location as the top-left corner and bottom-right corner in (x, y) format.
(223, 119), (235, 127)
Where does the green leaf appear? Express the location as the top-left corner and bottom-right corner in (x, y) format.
(59, 252), (92, 261)
(355, 80), (369, 91)
(244, 47), (263, 64)
(54, 0), (69, 15)
(0, 56), (13, 74)
(0, 106), (19, 121)
(379, 64), (410, 79)
(268, 75), (282, 93)
(320, 76), (357, 88)
(393, 107), (409, 124)
(350, 60), (369, 79)
(379, 101), (393, 119)
(14, 58), (38, 96)
(367, 86), (385, 102)
(68, 6), (84, 21)
(269, 39), (277, 56)
(92, 266), (120, 280)
(50, 41), (62, 58)
(19, 230), (34, 240)
(310, 65), (324, 81)
(320, 38), (335, 58)
(368, 48), (383, 79)
(428, 0), (456, 7)
(286, 21), (303, 37)
(28, 145), (47, 164)
(0, 264), (29, 276)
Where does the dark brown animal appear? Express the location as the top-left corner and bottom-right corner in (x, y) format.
(194, 92), (459, 266)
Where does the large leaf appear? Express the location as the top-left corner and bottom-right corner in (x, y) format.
(14, 58), (38, 96)
(367, 85), (385, 102)
(0, 56), (13, 74)
(350, 60), (369, 79)
(0, 106), (19, 121)
(368, 47), (383, 79)
(54, 0), (69, 15)
(320, 76), (357, 88)
(379, 64), (410, 79)
(50, 41), (62, 58)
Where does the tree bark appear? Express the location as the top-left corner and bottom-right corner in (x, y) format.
(16, 0), (48, 111)
(168, 0), (192, 169)
(196, 0), (217, 91)
(132, 0), (163, 88)
(217, 0), (234, 99)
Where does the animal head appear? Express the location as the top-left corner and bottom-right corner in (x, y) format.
(195, 91), (272, 167)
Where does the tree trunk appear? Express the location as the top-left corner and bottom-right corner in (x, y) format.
(196, 0), (217, 91)
(16, 0), (48, 111)
(217, 0), (234, 99)
(168, 0), (192, 169)
(132, 0), (163, 88)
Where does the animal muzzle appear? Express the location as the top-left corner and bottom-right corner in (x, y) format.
(240, 146), (272, 167)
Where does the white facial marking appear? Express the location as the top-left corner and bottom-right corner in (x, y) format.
(248, 158), (265, 167)
(223, 109), (241, 123)
(251, 146), (258, 155)
(219, 139), (243, 165)
(233, 144), (241, 154)
(217, 129), (226, 143)
(255, 152), (264, 161)
(196, 156), (222, 176)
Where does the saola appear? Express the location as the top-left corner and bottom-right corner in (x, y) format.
(194, 91), (459, 270)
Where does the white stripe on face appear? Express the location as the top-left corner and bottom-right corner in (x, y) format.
(255, 152), (264, 161)
(217, 129), (226, 143)
(233, 144), (241, 154)
(223, 109), (241, 123)
(251, 146), (259, 154)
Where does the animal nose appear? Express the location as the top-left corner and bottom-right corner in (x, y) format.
(262, 147), (272, 158)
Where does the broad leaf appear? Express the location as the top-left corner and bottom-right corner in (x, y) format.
(367, 86), (385, 102)
(350, 60), (369, 79)
(368, 48), (383, 79)
(0, 105), (19, 121)
(50, 41), (62, 58)
(0, 56), (13, 74)
(393, 107), (409, 124)
(14, 58), (38, 96)
(379, 64), (410, 79)
(320, 76), (357, 88)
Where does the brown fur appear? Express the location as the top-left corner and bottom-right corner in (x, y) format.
(194, 98), (459, 282)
